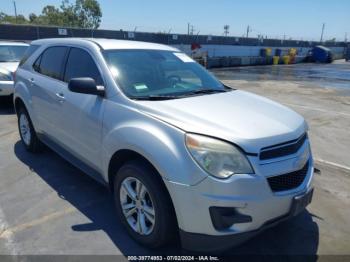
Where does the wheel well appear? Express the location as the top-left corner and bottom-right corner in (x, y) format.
(108, 149), (180, 235)
(14, 97), (26, 114)
(108, 149), (158, 192)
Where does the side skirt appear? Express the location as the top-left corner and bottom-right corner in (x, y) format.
(37, 133), (108, 188)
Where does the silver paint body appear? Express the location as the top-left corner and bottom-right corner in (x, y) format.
(14, 38), (314, 236)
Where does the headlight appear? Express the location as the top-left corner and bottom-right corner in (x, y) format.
(0, 70), (12, 81)
(185, 133), (254, 179)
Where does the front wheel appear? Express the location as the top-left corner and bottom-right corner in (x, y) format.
(113, 160), (177, 248)
(17, 107), (42, 153)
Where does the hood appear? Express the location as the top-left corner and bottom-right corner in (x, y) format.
(0, 62), (19, 73)
(136, 90), (307, 153)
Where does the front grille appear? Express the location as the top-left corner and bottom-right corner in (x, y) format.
(260, 133), (307, 160)
(267, 161), (309, 192)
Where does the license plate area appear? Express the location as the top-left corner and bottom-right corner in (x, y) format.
(291, 188), (313, 216)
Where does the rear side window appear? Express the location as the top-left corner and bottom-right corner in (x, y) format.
(64, 48), (103, 85)
(34, 46), (68, 80)
(19, 45), (39, 67)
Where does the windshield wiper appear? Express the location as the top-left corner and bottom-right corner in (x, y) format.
(129, 94), (180, 101)
(129, 88), (231, 100)
(182, 88), (229, 96)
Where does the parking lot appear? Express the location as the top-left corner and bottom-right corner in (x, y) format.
(1, 61), (350, 258)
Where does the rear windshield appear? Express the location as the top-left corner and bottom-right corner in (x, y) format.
(0, 45), (28, 62)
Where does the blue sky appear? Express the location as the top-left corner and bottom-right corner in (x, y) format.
(2, 0), (349, 41)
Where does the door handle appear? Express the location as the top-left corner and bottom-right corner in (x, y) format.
(55, 92), (65, 102)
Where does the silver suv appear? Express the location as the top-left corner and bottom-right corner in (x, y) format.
(14, 38), (314, 252)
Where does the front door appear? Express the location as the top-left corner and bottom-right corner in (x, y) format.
(57, 47), (105, 174)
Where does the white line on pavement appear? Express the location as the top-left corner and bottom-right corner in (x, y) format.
(285, 103), (350, 117)
(315, 158), (350, 172)
(0, 208), (19, 255)
(0, 198), (104, 241)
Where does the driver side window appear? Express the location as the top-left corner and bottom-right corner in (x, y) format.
(64, 48), (103, 86)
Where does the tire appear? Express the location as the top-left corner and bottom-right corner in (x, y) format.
(17, 106), (42, 153)
(113, 159), (177, 248)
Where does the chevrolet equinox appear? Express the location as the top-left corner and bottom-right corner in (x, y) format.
(14, 38), (314, 252)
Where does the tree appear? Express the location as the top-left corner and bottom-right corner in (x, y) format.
(28, 13), (37, 23)
(40, 5), (65, 26)
(74, 0), (102, 29)
(0, 12), (29, 24)
(0, 0), (102, 29)
(60, 0), (79, 27)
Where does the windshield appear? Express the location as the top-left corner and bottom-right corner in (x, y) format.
(0, 45), (28, 62)
(103, 49), (228, 99)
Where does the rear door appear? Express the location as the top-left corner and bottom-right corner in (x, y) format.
(30, 46), (68, 140)
(58, 47), (105, 174)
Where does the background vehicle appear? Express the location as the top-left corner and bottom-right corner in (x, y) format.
(14, 38), (314, 252)
(0, 42), (28, 96)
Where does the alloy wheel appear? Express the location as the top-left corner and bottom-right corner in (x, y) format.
(19, 113), (31, 146)
(119, 177), (156, 235)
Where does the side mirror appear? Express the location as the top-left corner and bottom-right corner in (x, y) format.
(68, 77), (105, 96)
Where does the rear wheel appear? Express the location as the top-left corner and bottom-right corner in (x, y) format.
(113, 160), (177, 248)
(17, 107), (42, 153)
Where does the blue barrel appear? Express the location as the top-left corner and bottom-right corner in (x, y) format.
(275, 48), (282, 56)
(312, 46), (333, 63)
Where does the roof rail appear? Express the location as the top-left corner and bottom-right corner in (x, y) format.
(85, 39), (104, 50)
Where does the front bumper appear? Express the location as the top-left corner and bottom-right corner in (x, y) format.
(180, 187), (313, 253)
(0, 81), (14, 96)
(164, 141), (314, 251)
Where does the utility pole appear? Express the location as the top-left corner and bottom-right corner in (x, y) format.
(190, 25), (195, 35)
(187, 23), (190, 35)
(246, 25), (250, 38)
(345, 32), (348, 43)
(13, 1), (18, 24)
(320, 23), (325, 42)
(224, 25), (230, 37)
